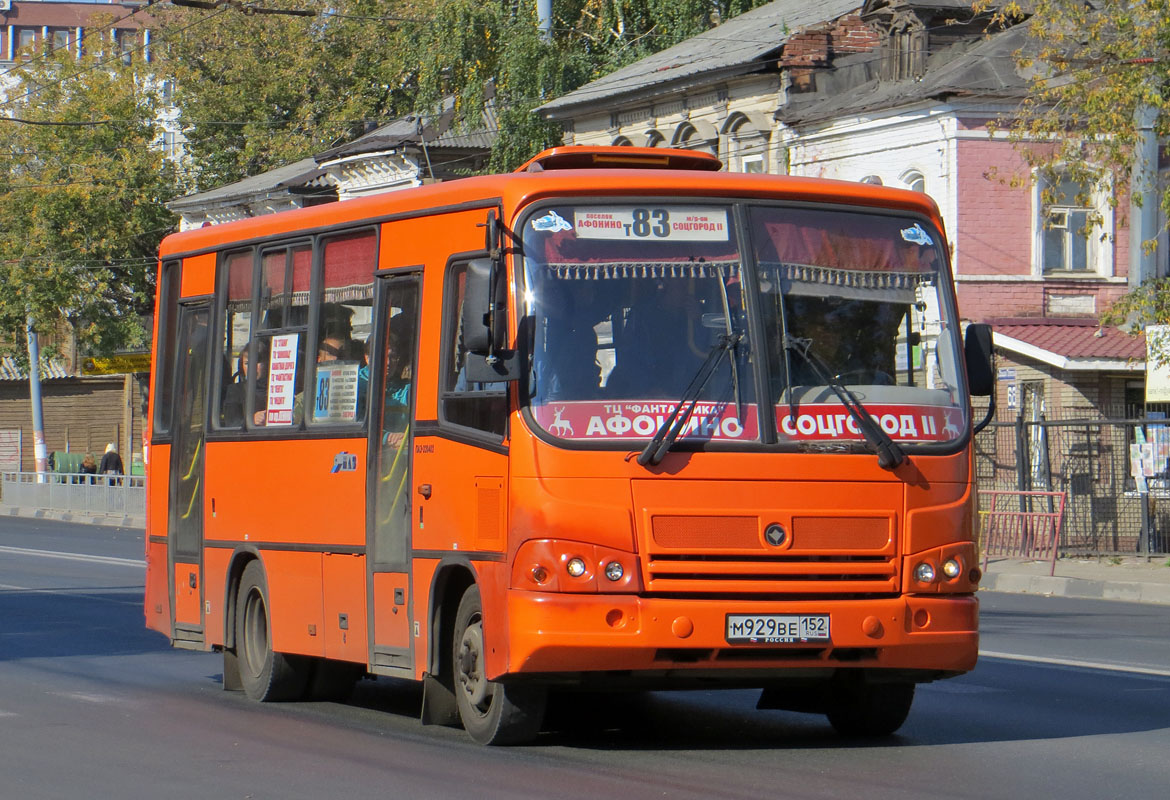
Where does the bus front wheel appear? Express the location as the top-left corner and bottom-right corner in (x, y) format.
(452, 585), (546, 745)
(236, 560), (310, 702)
(825, 679), (914, 737)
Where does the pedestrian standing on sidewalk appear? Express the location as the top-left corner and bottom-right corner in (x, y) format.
(99, 443), (124, 485)
(80, 453), (98, 484)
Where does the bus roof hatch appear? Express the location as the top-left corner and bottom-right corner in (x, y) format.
(515, 146), (723, 173)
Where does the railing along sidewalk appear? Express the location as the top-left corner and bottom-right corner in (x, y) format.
(0, 471), (146, 518)
(979, 489), (1067, 576)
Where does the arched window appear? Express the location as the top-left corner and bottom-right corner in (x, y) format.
(645, 130), (665, 148)
(723, 113), (768, 173)
(859, 175), (884, 185)
(611, 136), (633, 147)
(673, 123), (699, 150)
(901, 170), (925, 193)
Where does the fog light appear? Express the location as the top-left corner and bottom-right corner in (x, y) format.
(913, 562), (936, 583)
(531, 566), (549, 584)
(566, 557), (587, 577)
(604, 561), (624, 581)
(942, 558), (962, 579)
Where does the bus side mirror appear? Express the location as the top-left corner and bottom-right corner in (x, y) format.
(461, 257), (519, 382)
(964, 323), (994, 397)
(462, 258), (494, 355)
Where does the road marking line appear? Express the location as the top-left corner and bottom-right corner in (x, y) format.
(0, 583), (142, 606)
(980, 650), (1170, 678)
(0, 544), (143, 567)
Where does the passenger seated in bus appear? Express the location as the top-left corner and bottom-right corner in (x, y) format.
(221, 345), (267, 427)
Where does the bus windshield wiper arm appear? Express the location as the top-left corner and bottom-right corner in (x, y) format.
(637, 332), (742, 467)
(782, 335), (906, 470)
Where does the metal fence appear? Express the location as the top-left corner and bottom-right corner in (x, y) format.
(975, 406), (1170, 557)
(0, 471), (145, 519)
(979, 490), (1067, 575)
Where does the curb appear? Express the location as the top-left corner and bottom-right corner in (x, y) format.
(1, 505), (145, 530)
(980, 572), (1170, 606)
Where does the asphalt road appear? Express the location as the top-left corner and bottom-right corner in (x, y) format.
(1, 517), (1168, 799)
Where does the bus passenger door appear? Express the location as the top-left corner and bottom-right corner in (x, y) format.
(169, 301), (210, 644)
(368, 274), (421, 672)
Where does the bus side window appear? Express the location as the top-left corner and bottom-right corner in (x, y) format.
(216, 249), (254, 429)
(152, 259), (182, 438)
(309, 231), (376, 426)
(440, 262), (507, 438)
(252, 245), (310, 428)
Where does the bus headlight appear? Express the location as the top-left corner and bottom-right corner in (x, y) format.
(941, 558), (963, 579)
(512, 540), (641, 593)
(913, 562), (936, 583)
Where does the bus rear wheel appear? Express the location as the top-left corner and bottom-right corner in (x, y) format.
(236, 560), (310, 702)
(452, 585), (546, 745)
(825, 680), (914, 737)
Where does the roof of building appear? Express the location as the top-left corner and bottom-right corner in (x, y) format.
(778, 22), (1033, 126)
(169, 101), (496, 213)
(991, 318), (1146, 371)
(537, 0), (861, 117)
(0, 356), (71, 382)
(167, 157), (327, 212)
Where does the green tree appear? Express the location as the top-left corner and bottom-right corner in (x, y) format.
(153, 0), (771, 182)
(987, 1), (1170, 327)
(0, 33), (179, 361)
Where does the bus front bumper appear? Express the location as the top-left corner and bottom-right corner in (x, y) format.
(503, 591), (977, 680)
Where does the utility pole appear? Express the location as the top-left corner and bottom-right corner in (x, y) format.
(26, 315), (48, 478)
(537, 0), (552, 42)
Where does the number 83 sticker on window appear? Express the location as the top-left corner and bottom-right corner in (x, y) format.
(572, 206), (729, 241)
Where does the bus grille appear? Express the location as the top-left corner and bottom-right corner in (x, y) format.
(643, 514), (900, 597)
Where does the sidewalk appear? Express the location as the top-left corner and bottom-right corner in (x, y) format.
(981, 556), (1170, 606)
(0, 503), (145, 530)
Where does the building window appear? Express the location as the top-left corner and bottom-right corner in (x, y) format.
(724, 113), (768, 174)
(611, 136), (633, 147)
(741, 154), (765, 173)
(1039, 171), (1099, 274)
(645, 130), (664, 148)
(51, 29), (70, 53)
(859, 175), (883, 185)
(902, 170), (925, 194)
(18, 28), (36, 58)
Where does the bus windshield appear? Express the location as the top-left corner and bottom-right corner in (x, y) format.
(521, 202), (965, 450)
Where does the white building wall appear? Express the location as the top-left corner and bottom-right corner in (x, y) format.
(559, 75), (782, 174)
(783, 105), (958, 246)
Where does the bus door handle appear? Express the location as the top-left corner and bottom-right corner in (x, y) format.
(417, 484), (432, 499)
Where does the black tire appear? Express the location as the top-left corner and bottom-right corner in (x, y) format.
(452, 585), (546, 745)
(235, 560), (310, 702)
(826, 681), (914, 737)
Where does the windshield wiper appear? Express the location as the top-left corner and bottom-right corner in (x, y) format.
(782, 335), (906, 470)
(636, 332), (742, 467)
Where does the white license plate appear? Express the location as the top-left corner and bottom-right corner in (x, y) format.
(725, 614), (830, 644)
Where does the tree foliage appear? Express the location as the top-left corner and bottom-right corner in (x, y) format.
(0, 33), (179, 360)
(153, 0), (772, 183)
(988, 1), (1170, 324)
(0, 0), (771, 358)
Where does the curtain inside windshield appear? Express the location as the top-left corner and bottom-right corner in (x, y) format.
(523, 204), (757, 444)
(749, 206), (965, 445)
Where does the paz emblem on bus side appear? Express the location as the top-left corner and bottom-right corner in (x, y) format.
(331, 452), (358, 473)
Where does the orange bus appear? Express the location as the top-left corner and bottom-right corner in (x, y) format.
(145, 146), (995, 744)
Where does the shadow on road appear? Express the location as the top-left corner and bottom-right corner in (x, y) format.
(286, 656), (1170, 751)
(0, 585), (169, 661)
